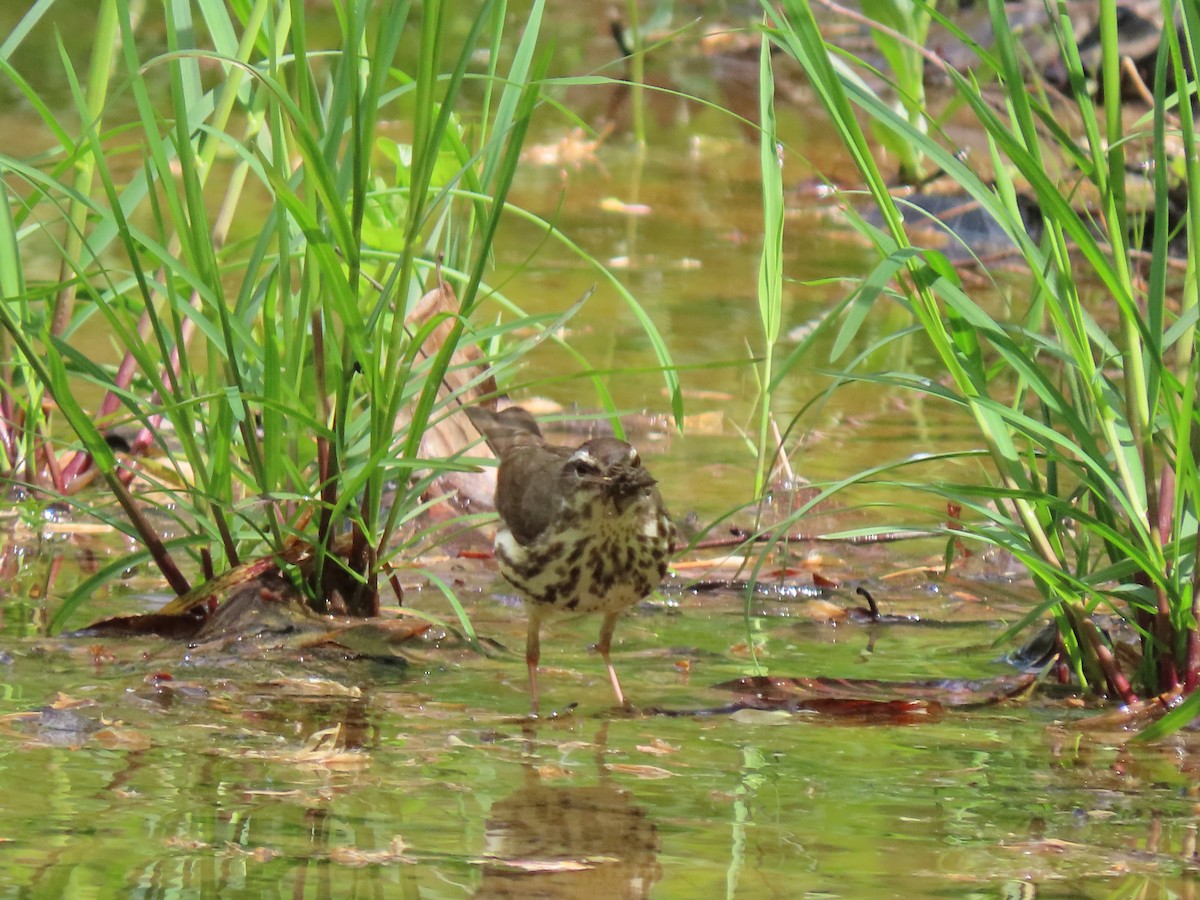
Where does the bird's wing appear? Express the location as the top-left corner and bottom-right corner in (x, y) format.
(498, 444), (572, 546)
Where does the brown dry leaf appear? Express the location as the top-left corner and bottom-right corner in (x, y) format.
(681, 410), (725, 434)
(49, 693), (94, 710)
(232, 724), (371, 769)
(330, 837), (413, 867)
(0, 711), (40, 725)
(42, 522), (115, 535)
(164, 836), (210, 851)
(485, 858), (598, 873)
(242, 789), (304, 798)
(730, 709), (795, 726)
(301, 724), (348, 754)
(222, 843), (283, 863)
(599, 196), (652, 216)
(607, 764), (675, 780)
(405, 268), (498, 513)
(301, 618), (431, 660)
(804, 599), (849, 622)
(636, 739), (679, 756)
(728, 642), (767, 658)
(554, 740), (594, 753)
(521, 126), (609, 170)
(258, 677), (362, 699)
(94, 727), (153, 752)
(715, 674), (1036, 713)
(811, 571), (839, 589)
(882, 564), (941, 580)
(671, 555), (754, 575)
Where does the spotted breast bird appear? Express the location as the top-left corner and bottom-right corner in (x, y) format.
(466, 406), (674, 715)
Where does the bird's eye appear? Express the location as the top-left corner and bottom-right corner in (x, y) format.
(567, 457), (601, 477)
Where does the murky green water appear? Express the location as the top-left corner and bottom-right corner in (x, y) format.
(3, 573), (1199, 897)
(3, 3), (1199, 898)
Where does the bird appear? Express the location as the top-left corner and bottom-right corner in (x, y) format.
(466, 405), (674, 715)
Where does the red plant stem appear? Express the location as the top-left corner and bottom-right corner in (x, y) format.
(42, 553), (64, 601)
(60, 316), (153, 484)
(115, 316), (198, 489)
(385, 565), (404, 607)
(38, 424), (64, 494)
(1080, 618), (1139, 704)
(0, 399), (15, 469)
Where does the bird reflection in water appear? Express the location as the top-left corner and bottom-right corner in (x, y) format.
(476, 723), (662, 899)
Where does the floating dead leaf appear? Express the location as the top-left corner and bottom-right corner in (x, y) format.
(520, 126), (609, 170)
(804, 599), (848, 622)
(599, 197), (652, 216)
(258, 677), (362, 699)
(242, 789), (303, 798)
(222, 843), (282, 863)
(301, 724), (348, 754)
(94, 726), (153, 751)
(0, 711), (40, 726)
(555, 740), (594, 753)
(728, 642), (766, 658)
(607, 764), (675, 780)
(164, 836), (210, 851)
(330, 837), (413, 867)
(301, 618), (430, 660)
(1074, 692), (1179, 731)
(671, 555), (755, 575)
(636, 739), (679, 756)
(730, 708), (795, 726)
(811, 571), (839, 589)
(714, 674), (1036, 720)
(50, 693), (95, 710)
(233, 723), (370, 769)
(484, 858), (597, 873)
(42, 521), (115, 535)
(1001, 837), (1087, 854)
(681, 410), (725, 434)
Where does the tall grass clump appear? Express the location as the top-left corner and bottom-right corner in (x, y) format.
(760, 0), (1200, 719)
(0, 0), (595, 629)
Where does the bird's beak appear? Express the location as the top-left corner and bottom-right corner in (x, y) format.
(606, 469), (656, 511)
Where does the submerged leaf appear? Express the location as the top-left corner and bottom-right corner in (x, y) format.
(714, 673), (1036, 711)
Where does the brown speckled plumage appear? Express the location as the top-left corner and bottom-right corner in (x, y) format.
(467, 406), (674, 714)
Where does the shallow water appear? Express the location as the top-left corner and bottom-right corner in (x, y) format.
(3, 568), (1199, 898)
(2, 3), (1199, 898)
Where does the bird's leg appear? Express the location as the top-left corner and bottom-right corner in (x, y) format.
(526, 608), (542, 717)
(598, 611), (631, 709)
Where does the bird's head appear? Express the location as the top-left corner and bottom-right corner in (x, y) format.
(562, 438), (657, 513)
